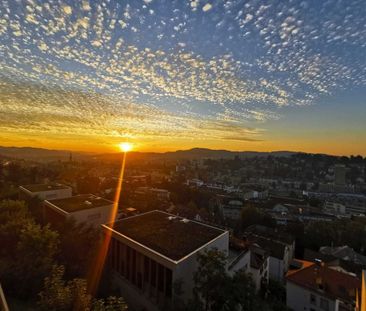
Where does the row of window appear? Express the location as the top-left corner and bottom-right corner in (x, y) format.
(310, 293), (329, 311)
(110, 238), (173, 299)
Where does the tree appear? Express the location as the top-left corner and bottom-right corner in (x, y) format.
(191, 249), (260, 311)
(241, 206), (275, 230)
(0, 200), (59, 298)
(192, 248), (228, 311)
(225, 269), (257, 311)
(38, 265), (127, 311)
(53, 219), (101, 279)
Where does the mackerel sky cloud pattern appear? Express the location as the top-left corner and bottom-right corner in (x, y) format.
(0, 0), (365, 146)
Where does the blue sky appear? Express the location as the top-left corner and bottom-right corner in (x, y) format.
(0, 0), (365, 154)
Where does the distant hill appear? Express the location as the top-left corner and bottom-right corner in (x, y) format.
(0, 146), (90, 161)
(0, 146), (298, 162)
(161, 148), (296, 159)
(94, 147), (298, 162)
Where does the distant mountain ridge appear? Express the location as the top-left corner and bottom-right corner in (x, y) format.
(0, 145), (298, 161)
(0, 146), (89, 161)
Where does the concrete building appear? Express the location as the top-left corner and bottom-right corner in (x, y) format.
(286, 262), (361, 311)
(19, 183), (72, 201)
(103, 210), (229, 311)
(244, 225), (295, 282)
(213, 195), (245, 220)
(228, 238), (269, 291)
(44, 194), (114, 227)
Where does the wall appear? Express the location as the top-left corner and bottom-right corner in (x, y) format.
(268, 256), (285, 282)
(69, 203), (114, 226)
(286, 281), (336, 311)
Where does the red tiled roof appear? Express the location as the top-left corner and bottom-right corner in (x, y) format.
(286, 263), (361, 303)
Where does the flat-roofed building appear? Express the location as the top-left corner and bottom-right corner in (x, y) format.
(19, 183), (72, 201)
(44, 194), (114, 227)
(103, 210), (229, 311)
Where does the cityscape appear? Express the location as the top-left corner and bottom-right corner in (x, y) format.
(0, 0), (366, 311)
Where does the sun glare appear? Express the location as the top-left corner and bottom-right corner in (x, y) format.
(119, 142), (133, 152)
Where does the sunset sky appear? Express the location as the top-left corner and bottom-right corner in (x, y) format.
(0, 0), (365, 155)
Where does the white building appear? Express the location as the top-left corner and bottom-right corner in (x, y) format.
(228, 241), (269, 291)
(44, 194), (114, 227)
(19, 183), (72, 201)
(104, 210), (229, 311)
(286, 262), (362, 311)
(244, 226), (295, 282)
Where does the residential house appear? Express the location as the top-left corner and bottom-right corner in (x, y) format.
(286, 262), (362, 311)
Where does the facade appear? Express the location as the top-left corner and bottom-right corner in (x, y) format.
(244, 225), (295, 282)
(324, 201), (346, 215)
(286, 262), (361, 311)
(213, 195), (245, 220)
(228, 239), (269, 291)
(103, 210), (229, 311)
(19, 183), (72, 201)
(44, 194), (114, 227)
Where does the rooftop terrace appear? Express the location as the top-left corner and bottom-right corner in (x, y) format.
(104, 210), (227, 261)
(47, 194), (113, 213)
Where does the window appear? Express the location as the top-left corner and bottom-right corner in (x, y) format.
(144, 256), (150, 284)
(310, 293), (316, 305)
(151, 260), (156, 287)
(158, 264), (164, 292)
(165, 268), (172, 298)
(320, 298), (329, 311)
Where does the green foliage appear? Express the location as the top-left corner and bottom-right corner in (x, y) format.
(192, 248), (228, 311)
(53, 218), (101, 279)
(38, 265), (91, 311)
(38, 265), (127, 311)
(241, 205), (276, 230)
(304, 219), (366, 255)
(0, 200), (59, 299)
(191, 248), (260, 311)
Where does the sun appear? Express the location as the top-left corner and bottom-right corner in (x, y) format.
(118, 142), (133, 152)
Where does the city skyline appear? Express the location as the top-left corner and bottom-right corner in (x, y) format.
(0, 0), (365, 155)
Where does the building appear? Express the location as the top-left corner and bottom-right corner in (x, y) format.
(228, 238), (269, 291)
(150, 188), (170, 200)
(324, 201), (346, 215)
(19, 183), (72, 201)
(104, 210), (229, 311)
(319, 246), (366, 267)
(212, 195), (245, 220)
(44, 194), (114, 227)
(244, 225), (295, 282)
(286, 262), (362, 311)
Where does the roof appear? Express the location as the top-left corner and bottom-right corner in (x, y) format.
(245, 224), (294, 244)
(320, 246), (366, 266)
(287, 259), (315, 276)
(286, 263), (361, 303)
(20, 183), (70, 192)
(246, 234), (287, 260)
(47, 194), (113, 213)
(104, 210), (227, 262)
